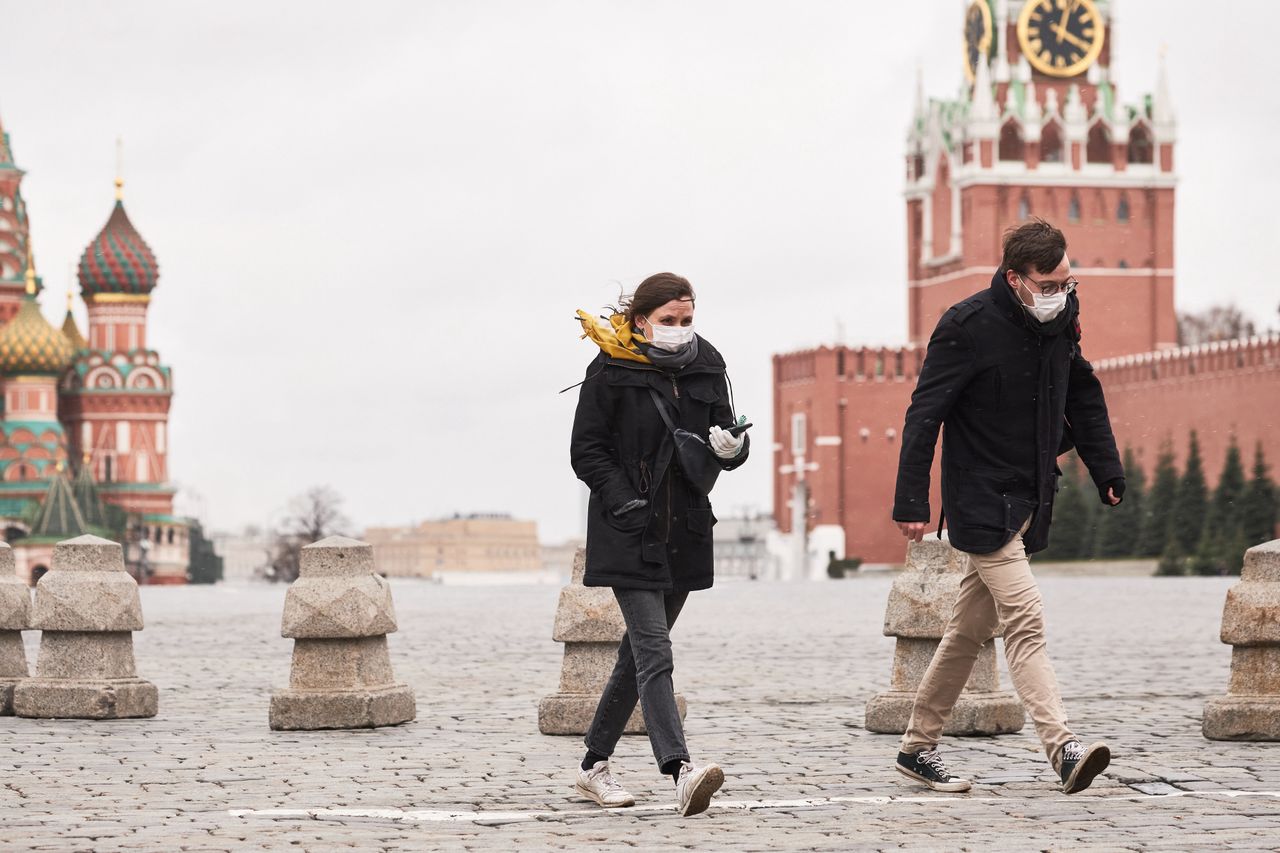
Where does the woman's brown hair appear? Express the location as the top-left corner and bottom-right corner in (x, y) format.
(613, 273), (696, 324)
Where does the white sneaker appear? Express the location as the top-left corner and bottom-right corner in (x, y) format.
(575, 760), (635, 808)
(675, 761), (724, 816)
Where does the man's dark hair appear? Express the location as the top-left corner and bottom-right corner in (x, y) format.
(1002, 218), (1067, 275)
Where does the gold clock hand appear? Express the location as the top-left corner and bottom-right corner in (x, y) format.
(1058, 27), (1092, 51)
(1053, 0), (1079, 43)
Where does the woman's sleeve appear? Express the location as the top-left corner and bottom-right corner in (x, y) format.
(570, 362), (638, 512)
(713, 372), (749, 471)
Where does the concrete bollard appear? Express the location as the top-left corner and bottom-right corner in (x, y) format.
(0, 543), (30, 715)
(269, 536), (415, 731)
(538, 547), (686, 735)
(1203, 539), (1280, 741)
(865, 536), (1024, 735)
(13, 535), (157, 719)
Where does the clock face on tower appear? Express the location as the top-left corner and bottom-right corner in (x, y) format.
(963, 0), (993, 83)
(1016, 0), (1106, 78)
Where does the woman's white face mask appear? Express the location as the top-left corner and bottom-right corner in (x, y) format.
(645, 320), (695, 351)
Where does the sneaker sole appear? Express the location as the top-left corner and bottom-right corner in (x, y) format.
(574, 782), (635, 808)
(894, 763), (972, 793)
(679, 765), (725, 817)
(1062, 744), (1110, 795)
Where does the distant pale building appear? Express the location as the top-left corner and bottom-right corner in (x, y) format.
(713, 513), (783, 581)
(541, 538), (585, 577)
(210, 528), (273, 583)
(364, 514), (541, 577)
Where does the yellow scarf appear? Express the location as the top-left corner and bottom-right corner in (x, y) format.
(576, 309), (651, 364)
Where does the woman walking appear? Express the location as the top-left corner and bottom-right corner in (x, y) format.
(569, 272), (750, 816)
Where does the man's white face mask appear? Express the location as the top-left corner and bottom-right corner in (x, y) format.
(1016, 278), (1069, 323)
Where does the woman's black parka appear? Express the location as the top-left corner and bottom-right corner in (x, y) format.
(570, 337), (748, 591)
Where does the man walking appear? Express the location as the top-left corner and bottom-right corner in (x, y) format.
(890, 219), (1124, 795)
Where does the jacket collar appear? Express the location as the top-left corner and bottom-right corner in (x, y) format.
(989, 268), (1078, 337)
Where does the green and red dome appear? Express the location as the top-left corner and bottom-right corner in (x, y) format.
(78, 199), (159, 297)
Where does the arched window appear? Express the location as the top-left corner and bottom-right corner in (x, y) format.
(1040, 121), (1064, 163)
(999, 120), (1025, 162)
(1086, 122), (1111, 164)
(1117, 195), (1131, 224)
(1068, 193), (1081, 224)
(1017, 195), (1030, 220)
(1127, 123), (1154, 164)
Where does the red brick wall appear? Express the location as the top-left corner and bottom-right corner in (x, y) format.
(773, 336), (1280, 565)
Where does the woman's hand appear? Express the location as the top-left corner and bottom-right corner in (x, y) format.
(708, 426), (744, 459)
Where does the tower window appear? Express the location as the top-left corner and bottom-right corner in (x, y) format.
(999, 120), (1025, 162)
(1117, 196), (1131, 224)
(1086, 122), (1111, 164)
(1040, 121), (1064, 164)
(1127, 123), (1154, 164)
(1068, 194), (1081, 224)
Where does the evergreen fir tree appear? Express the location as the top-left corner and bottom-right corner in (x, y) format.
(1043, 453), (1096, 560)
(1221, 524), (1250, 576)
(1156, 537), (1187, 576)
(1208, 437), (1247, 533)
(1094, 447), (1145, 559)
(1171, 431), (1209, 555)
(1136, 440), (1179, 557)
(1188, 525), (1224, 576)
(1241, 442), (1278, 547)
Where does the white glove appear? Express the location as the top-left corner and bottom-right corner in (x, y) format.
(708, 425), (744, 459)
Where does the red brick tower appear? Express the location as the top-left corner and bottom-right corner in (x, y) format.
(773, 0), (1206, 567)
(908, 0), (1177, 360)
(58, 175), (187, 583)
(0, 116), (33, 324)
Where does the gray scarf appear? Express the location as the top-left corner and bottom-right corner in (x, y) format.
(638, 335), (700, 371)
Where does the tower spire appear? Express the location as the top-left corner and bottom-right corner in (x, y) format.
(114, 136), (124, 201)
(24, 239), (36, 296)
(1153, 46), (1175, 126)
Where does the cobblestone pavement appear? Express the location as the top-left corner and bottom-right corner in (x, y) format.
(2, 574), (1278, 851)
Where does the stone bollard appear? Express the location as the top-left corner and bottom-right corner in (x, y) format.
(538, 547), (687, 735)
(865, 536), (1024, 735)
(1203, 539), (1280, 741)
(0, 543), (30, 715)
(269, 536), (415, 731)
(13, 535), (157, 719)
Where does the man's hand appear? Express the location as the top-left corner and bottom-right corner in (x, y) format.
(1098, 477), (1125, 507)
(896, 521), (928, 542)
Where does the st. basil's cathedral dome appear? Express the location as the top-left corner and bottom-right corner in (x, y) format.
(77, 180), (159, 297)
(0, 258), (73, 376)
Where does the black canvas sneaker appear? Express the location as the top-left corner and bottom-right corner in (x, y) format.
(1059, 740), (1110, 794)
(895, 749), (972, 793)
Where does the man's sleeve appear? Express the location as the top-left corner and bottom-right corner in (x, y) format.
(1064, 345), (1124, 489)
(892, 314), (978, 522)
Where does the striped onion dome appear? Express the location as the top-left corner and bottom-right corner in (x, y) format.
(78, 197), (159, 296)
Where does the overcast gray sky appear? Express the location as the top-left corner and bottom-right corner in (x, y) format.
(3, 1), (1276, 542)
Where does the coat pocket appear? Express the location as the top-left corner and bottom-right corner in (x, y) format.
(686, 508), (715, 537)
(1004, 495), (1037, 535)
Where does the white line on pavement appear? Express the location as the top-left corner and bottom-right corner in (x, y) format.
(227, 790), (1280, 825)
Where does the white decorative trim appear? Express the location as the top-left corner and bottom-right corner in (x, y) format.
(814, 436), (842, 447)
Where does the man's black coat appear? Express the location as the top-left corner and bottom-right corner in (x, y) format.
(892, 272), (1124, 555)
(571, 337), (748, 591)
